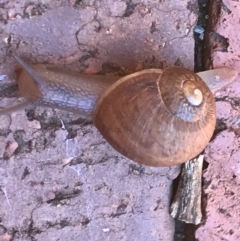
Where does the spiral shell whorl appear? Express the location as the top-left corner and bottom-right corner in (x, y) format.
(159, 66), (215, 123)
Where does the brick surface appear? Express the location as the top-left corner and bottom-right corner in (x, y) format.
(196, 1), (240, 240)
(0, 1), (197, 240)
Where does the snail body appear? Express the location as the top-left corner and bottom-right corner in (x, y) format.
(11, 54), (119, 120)
(1, 53), (237, 166)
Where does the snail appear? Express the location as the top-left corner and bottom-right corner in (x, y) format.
(0, 52), (238, 166)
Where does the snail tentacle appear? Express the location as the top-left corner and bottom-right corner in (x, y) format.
(0, 100), (32, 115)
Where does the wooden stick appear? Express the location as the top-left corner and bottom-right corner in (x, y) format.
(170, 155), (204, 225)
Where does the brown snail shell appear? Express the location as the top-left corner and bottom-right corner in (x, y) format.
(93, 67), (216, 167)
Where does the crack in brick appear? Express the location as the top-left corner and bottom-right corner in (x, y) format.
(215, 96), (240, 110)
(122, 0), (136, 17)
(46, 188), (82, 205)
(67, 153), (118, 166)
(21, 166), (30, 180)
